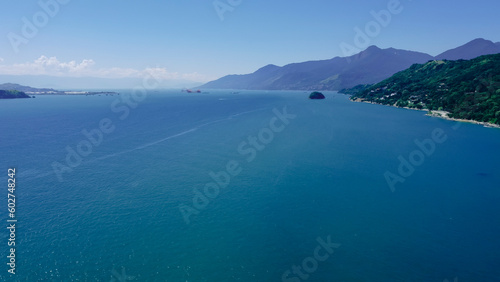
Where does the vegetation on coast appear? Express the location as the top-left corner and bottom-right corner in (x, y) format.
(0, 90), (31, 99)
(343, 54), (500, 125)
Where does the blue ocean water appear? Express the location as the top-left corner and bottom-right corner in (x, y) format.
(0, 90), (500, 281)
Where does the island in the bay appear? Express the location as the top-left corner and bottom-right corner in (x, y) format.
(309, 91), (326, 99)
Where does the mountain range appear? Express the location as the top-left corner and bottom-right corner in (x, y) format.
(199, 38), (500, 91)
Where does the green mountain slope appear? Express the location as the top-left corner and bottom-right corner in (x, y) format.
(0, 90), (31, 99)
(346, 54), (500, 125)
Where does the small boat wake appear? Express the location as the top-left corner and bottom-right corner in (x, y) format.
(31, 108), (268, 180)
(95, 108), (266, 160)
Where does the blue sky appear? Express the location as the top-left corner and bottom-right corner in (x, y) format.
(1, 0), (500, 87)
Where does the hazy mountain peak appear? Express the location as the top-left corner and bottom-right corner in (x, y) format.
(359, 45), (382, 55)
(366, 45), (382, 51)
(469, 38), (490, 43)
(256, 64), (280, 72)
(350, 45), (385, 60)
(435, 38), (500, 60)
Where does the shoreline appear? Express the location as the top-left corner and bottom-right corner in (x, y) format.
(28, 91), (119, 96)
(350, 97), (500, 129)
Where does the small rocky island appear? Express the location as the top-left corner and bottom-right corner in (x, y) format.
(309, 91), (325, 99)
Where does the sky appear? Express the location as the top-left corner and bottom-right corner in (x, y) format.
(1, 0), (500, 88)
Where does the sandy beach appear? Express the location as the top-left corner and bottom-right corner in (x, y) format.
(350, 98), (500, 129)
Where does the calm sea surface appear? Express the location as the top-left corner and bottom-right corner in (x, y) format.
(1, 90), (499, 281)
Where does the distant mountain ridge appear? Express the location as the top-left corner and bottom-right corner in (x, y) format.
(0, 83), (62, 93)
(200, 46), (433, 90)
(0, 76), (203, 90)
(199, 38), (500, 91)
(0, 83), (118, 96)
(435, 38), (500, 60)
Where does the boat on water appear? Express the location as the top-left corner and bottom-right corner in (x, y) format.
(183, 89), (202, 93)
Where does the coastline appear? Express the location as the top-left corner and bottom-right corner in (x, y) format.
(350, 97), (500, 129)
(28, 91), (119, 96)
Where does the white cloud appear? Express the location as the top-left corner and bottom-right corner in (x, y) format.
(0, 56), (213, 82)
(0, 56), (96, 77)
